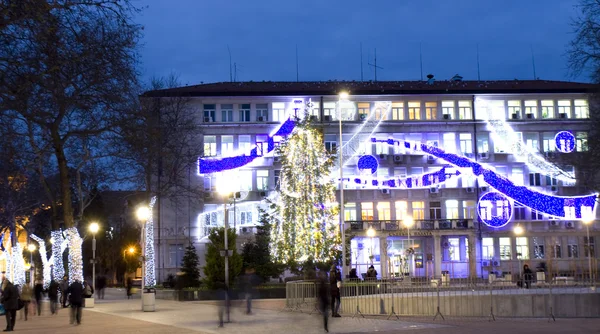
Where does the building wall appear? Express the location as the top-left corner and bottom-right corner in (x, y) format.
(154, 90), (598, 281)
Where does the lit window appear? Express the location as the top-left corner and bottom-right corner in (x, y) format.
(567, 236), (578, 258)
(345, 203), (357, 221)
(448, 238), (460, 261)
(323, 102), (336, 119)
(425, 102), (437, 120)
(256, 170), (269, 191)
(442, 101), (454, 119)
(238, 170), (252, 191)
(508, 100), (521, 118)
(576, 132), (588, 152)
(221, 135), (234, 156)
(510, 167), (524, 186)
(482, 237), (494, 259)
(541, 100), (554, 119)
(203, 136), (217, 157)
(272, 102), (286, 122)
(358, 102), (370, 120)
(310, 102), (320, 118)
(557, 100), (571, 118)
(524, 100), (537, 118)
(238, 135), (251, 155)
(459, 133), (472, 154)
(395, 201), (408, 220)
(574, 100), (589, 118)
(391, 102), (404, 120)
(361, 202), (374, 221)
(412, 201), (424, 220)
(499, 237), (511, 260)
(443, 133), (456, 153)
(533, 237), (545, 259)
(477, 135), (489, 153)
(516, 237), (529, 260)
(462, 200), (476, 219)
(408, 102), (421, 120)
(458, 101), (472, 119)
(377, 202), (391, 220)
(445, 200), (459, 219)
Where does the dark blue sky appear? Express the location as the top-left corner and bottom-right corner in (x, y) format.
(136, 0), (586, 85)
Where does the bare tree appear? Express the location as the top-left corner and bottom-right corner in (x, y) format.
(569, 0), (600, 83)
(0, 0), (141, 282)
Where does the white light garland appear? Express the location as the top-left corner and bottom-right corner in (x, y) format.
(12, 244), (25, 287)
(65, 227), (83, 284)
(144, 196), (157, 287)
(50, 230), (65, 281)
(31, 234), (51, 289)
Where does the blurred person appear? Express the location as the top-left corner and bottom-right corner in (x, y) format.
(19, 283), (32, 321)
(33, 281), (44, 316)
(523, 264), (534, 289)
(240, 268), (260, 315)
(67, 279), (84, 325)
(96, 275), (107, 300)
(215, 281), (228, 327)
(348, 268), (359, 280)
(48, 279), (60, 315)
(82, 281), (94, 298)
(366, 265), (377, 279)
(329, 265), (341, 317)
(1, 280), (18, 331)
(60, 275), (69, 308)
(126, 278), (133, 299)
(316, 272), (330, 333)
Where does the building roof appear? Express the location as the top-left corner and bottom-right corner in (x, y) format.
(143, 80), (599, 98)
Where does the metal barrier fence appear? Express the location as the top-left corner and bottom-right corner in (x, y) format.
(284, 277), (600, 319)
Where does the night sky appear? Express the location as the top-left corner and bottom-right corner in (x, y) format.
(136, 0), (586, 85)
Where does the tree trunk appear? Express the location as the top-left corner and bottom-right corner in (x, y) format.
(30, 234), (52, 289)
(50, 230), (65, 281)
(65, 227), (83, 284)
(51, 131), (75, 229)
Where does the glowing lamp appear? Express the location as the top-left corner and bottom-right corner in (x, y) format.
(136, 206), (151, 222)
(89, 222), (99, 234)
(27, 244), (36, 252)
(339, 91), (349, 100)
(403, 216), (414, 228)
(367, 227), (376, 238)
(513, 225), (524, 235)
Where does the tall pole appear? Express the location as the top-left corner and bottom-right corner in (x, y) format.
(223, 196), (230, 322)
(141, 221), (146, 309)
(339, 103), (346, 277)
(407, 225), (411, 276)
(587, 223), (593, 283)
(92, 232), (96, 295)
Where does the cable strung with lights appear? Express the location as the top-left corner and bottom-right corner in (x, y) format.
(31, 234), (51, 288)
(144, 196), (157, 287)
(65, 227), (83, 284)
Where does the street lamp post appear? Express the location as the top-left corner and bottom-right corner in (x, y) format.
(367, 226), (376, 266)
(217, 176), (237, 323)
(89, 222), (99, 296)
(583, 219), (594, 283)
(339, 92), (349, 277)
(27, 243), (36, 287)
(403, 217), (414, 277)
(136, 206), (151, 311)
(513, 224), (524, 277)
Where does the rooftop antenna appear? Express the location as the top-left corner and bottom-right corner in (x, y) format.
(360, 42), (364, 81)
(419, 43), (423, 81)
(530, 45), (537, 80)
(234, 63), (237, 82)
(477, 43), (481, 81)
(295, 44), (299, 82)
(227, 45), (232, 82)
(368, 48), (383, 81)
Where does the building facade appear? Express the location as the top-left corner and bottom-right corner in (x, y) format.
(146, 79), (599, 282)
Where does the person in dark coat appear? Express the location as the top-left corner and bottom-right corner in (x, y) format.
(240, 268), (261, 315)
(329, 265), (341, 317)
(48, 279), (60, 314)
(317, 272), (330, 333)
(126, 278), (133, 299)
(1, 280), (19, 331)
(60, 276), (69, 308)
(96, 276), (107, 300)
(33, 281), (44, 316)
(523, 264), (534, 289)
(66, 279), (84, 325)
(366, 265), (377, 279)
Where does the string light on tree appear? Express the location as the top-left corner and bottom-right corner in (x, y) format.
(31, 234), (51, 288)
(51, 230), (65, 281)
(65, 227), (83, 284)
(12, 244), (25, 286)
(145, 196), (157, 287)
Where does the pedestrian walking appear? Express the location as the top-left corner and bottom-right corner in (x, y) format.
(240, 268), (260, 315)
(33, 281), (44, 316)
(60, 276), (69, 308)
(317, 272), (330, 333)
(48, 279), (60, 315)
(126, 278), (133, 299)
(97, 275), (107, 300)
(523, 264), (534, 289)
(19, 284), (32, 321)
(329, 265), (341, 317)
(1, 280), (19, 331)
(67, 279), (84, 325)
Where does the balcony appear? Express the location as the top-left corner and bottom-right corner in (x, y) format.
(348, 219), (473, 232)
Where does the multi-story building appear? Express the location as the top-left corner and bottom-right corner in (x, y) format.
(146, 79), (599, 282)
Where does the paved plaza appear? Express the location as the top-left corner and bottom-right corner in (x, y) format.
(5, 288), (600, 333)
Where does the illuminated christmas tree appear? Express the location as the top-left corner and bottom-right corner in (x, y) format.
(270, 105), (341, 265)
